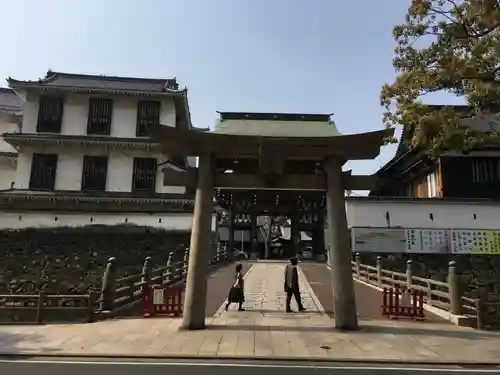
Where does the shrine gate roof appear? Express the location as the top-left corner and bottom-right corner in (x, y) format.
(153, 122), (394, 160)
(214, 112), (341, 137)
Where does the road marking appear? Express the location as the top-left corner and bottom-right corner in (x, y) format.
(0, 359), (499, 371)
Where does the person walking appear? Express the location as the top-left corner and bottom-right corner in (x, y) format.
(284, 257), (306, 313)
(225, 263), (245, 311)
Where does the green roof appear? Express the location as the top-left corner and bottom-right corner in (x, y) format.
(213, 112), (342, 137)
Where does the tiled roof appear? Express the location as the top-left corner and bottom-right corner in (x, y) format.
(214, 111), (341, 137)
(346, 195), (500, 204)
(0, 88), (23, 112)
(219, 112), (333, 122)
(7, 70), (183, 94)
(375, 105), (500, 176)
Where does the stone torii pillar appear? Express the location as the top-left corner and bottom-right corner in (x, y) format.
(181, 154), (214, 330)
(324, 156), (358, 330)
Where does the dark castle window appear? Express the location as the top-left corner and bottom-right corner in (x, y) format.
(29, 153), (58, 190)
(471, 157), (500, 183)
(132, 157), (157, 192)
(36, 96), (64, 133)
(136, 101), (160, 137)
(87, 98), (113, 135)
(81, 155), (108, 191)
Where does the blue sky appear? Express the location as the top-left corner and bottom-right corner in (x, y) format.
(1, 0), (465, 190)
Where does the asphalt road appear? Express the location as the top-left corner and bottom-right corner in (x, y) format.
(0, 358), (499, 375)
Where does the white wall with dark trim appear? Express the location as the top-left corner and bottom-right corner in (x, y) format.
(0, 212), (216, 231)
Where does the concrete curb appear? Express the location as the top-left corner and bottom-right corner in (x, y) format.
(298, 265), (327, 315)
(0, 352), (499, 366)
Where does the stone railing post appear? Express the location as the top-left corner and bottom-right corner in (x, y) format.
(140, 256), (151, 293)
(448, 260), (462, 315)
(164, 252), (173, 284)
(376, 256), (382, 287)
(99, 257), (117, 312)
(355, 253), (361, 278)
(183, 248), (189, 278)
(216, 244), (221, 263)
(406, 260), (413, 290)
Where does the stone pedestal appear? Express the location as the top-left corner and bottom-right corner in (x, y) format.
(181, 154), (214, 330)
(324, 156), (359, 330)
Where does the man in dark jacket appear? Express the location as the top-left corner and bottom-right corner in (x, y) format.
(284, 257), (306, 313)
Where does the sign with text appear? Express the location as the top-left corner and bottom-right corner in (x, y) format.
(351, 227), (500, 254)
(351, 228), (406, 253)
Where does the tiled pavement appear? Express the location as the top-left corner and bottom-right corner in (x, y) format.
(1, 262), (500, 363)
(214, 262), (323, 316)
(300, 263), (448, 323)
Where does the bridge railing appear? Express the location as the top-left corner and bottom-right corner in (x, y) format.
(0, 244), (232, 323)
(0, 292), (96, 324)
(351, 253), (500, 330)
(99, 245), (231, 314)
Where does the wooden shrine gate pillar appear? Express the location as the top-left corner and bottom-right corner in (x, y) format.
(313, 212), (326, 260)
(250, 213), (258, 257)
(290, 211), (300, 258)
(324, 156), (359, 331)
(181, 154), (214, 330)
(228, 208), (235, 252)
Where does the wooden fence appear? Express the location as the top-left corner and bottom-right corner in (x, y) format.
(0, 293), (96, 324)
(0, 244), (231, 324)
(351, 254), (500, 330)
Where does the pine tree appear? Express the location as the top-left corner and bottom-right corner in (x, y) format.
(381, 0), (500, 154)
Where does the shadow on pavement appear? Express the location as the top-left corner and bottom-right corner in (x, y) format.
(206, 321), (500, 339)
(356, 323), (500, 339)
(206, 324), (336, 332)
(206, 262), (253, 317)
(0, 330), (62, 355)
(238, 309), (323, 315)
(300, 263), (449, 324)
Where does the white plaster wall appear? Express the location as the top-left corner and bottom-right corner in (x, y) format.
(21, 92), (176, 136)
(16, 92), (183, 193)
(346, 199), (500, 230)
(14, 145), (185, 193)
(0, 113), (20, 153)
(0, 113), (19, 190)
(0, 211), (216, 231)
(0, 159), (16, 190)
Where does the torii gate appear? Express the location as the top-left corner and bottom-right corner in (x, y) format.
(153, 122), (393, 331)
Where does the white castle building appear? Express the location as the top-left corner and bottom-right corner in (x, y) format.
(0, 71), (202, 230)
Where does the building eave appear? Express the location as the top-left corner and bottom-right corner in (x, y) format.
(2, 133), (163, 149)
(346, 195), (500, 205)
(0, 190), (196, 213)
(6, 83), (188, 98)
(0, 151), (18, 159)
(7, 70), (185, 96)
(0, 107), (23, 116)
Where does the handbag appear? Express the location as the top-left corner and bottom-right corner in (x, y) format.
(284, 281), (290, 293)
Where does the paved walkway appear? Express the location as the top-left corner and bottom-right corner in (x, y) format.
(214, 261), (323, 316)
(300, 263), (448, 323)
(1, 262), (500, 362)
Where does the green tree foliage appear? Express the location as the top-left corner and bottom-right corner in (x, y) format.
(381, 0), (500, 154)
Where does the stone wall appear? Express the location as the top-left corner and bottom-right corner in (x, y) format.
(356, 253), (500, 297)
(0, 225), (191, 294)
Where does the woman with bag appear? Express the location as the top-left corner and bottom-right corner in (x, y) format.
(225, 263), (245, 311)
